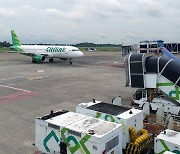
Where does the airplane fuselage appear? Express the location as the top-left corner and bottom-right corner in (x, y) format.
(21, 45), (83, 59)
(10, 30), (83, 64)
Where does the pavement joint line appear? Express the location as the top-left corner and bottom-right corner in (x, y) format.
(46, 73), (120, 78)
(0, 84), (31, 92)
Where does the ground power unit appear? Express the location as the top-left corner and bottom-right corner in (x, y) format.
(76, 100), (144, 149)
(35, 110), (123, 154)
(154, 129), (180, 153)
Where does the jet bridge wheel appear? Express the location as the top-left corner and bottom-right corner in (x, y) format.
(49, 58), (54, 63)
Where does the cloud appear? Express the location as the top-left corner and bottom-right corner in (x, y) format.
(45, 6), (85, 21)
(46, 8), (64, 16)
(81, 0), (129, 19)
(0, 0), (180, 44)
(0, 23), (4, 29)
(136, 0), (163, 17)
(98, 0), (127, 14)
(46, 0), (129, 22)
(0, 8), (17, 18)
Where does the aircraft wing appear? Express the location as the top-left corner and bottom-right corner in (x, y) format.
(20, 52), (49, 57)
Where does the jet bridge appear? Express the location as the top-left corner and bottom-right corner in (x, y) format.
(125, 53), (180, 104)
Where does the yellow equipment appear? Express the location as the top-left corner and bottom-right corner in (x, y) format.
(134, 129), (149, 146)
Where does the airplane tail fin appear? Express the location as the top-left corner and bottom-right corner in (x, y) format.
(10, 30), (23, 52)
(11, 30), (22, 46)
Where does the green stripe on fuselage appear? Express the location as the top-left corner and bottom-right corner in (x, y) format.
(157, 82), (180, 101)
(157, 83), (174, 87)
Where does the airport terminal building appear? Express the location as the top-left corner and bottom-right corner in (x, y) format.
(121, 40), (180, 56)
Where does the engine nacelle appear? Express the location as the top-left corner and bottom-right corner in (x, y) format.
(32, 55), (45, 62)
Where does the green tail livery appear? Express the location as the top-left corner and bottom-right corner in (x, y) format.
(10, 30), (23, 52)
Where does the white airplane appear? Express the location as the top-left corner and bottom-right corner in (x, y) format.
(10, 30), (83, 64)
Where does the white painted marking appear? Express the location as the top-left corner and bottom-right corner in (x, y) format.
(0, 76), (50, 81)
(37, 70), (44, 73)
(0, 77), (20, 81)
(0, 85), (31, 92)
(27, 76), (43, 80)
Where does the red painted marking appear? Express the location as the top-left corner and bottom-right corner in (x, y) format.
(0, 100), (12, 104)
(0, 91), (39, 104)
(34, 151), (41, 154)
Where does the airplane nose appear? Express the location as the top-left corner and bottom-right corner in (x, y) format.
(79, 51), (83, 57)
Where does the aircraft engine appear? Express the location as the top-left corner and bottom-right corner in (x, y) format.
(32, 55), (45, 62)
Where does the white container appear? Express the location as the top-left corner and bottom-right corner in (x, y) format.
(76, 101), (144, 149)
(144, 74), (157, 88)
(35, 111), (123, 154)
(154, 129), (180, 153)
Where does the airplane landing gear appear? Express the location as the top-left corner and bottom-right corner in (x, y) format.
(49, 58), (54, 63)
(32, 59), (36, 63)
(60, 58), (73, 64)
(69, 59), (72, 65)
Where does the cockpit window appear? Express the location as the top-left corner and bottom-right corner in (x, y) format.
(72, 49), (79, 52)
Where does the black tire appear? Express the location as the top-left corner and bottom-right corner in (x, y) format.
(49, 58), (54, 63)
(41, 56), (45, 62)
(32, 59), (36, 63)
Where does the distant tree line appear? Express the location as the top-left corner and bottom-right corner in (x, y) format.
(25, 42), (122, 47)
(0, 41), (121, 48)
(75, 42), (121, 47)
(0, 41), (11, 47)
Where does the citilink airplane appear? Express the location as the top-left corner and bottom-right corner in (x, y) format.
(10, 30), (83, 64)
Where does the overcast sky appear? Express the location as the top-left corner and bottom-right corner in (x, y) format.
(0, 0), (180, 44)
